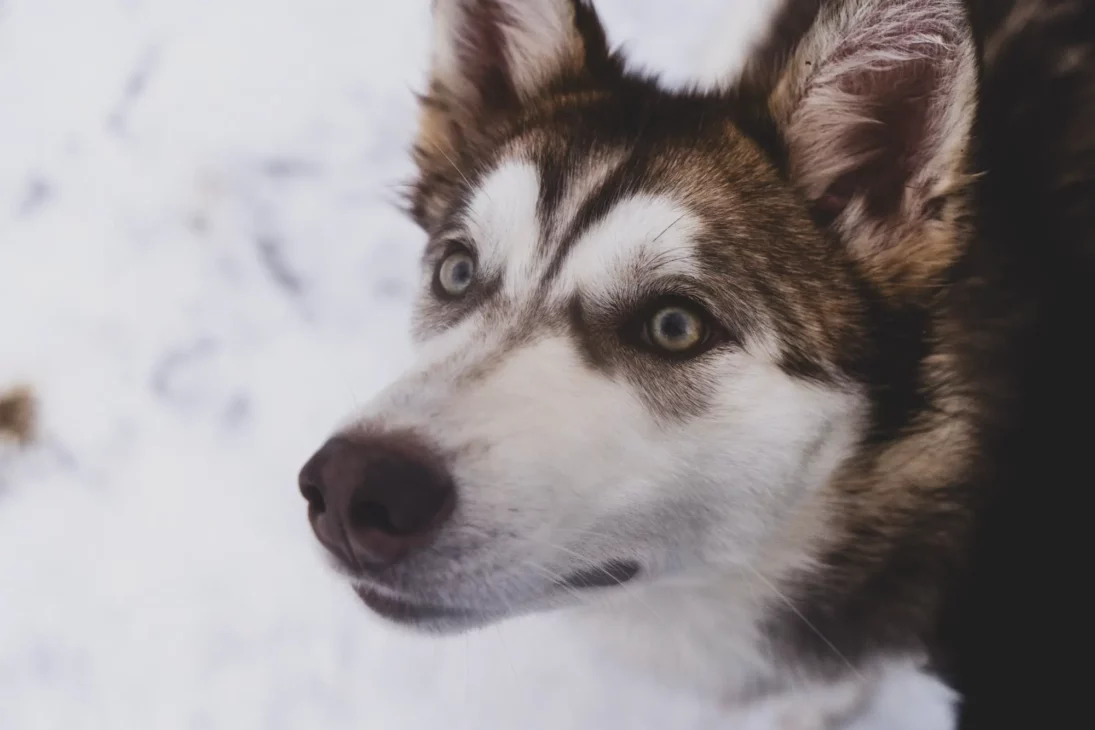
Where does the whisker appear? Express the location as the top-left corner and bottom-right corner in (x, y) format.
(740, 563), (862, 679)
(510, 535), (668, 626)
(437, 147), (481, 199)
(423, 532), (854, 683)
(651, 213), (688, 243)
(543, 526), (619, 540)
(463, 633), (471, 727)
(478, 582), (523, 688)
(519, 560), (597, 607)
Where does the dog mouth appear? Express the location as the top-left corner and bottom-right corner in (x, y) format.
(556, 559), (641, 590)
(353, 584), (478, 624)
(353, 559), (640, 627)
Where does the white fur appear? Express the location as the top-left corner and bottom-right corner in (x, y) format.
(555, 193), (702, 301)
(717, 660), (956, 730)
(844, 661), (956, 730)
(461, 158), (544, 298)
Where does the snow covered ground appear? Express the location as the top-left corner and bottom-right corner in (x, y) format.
(0, 2), (779, 728)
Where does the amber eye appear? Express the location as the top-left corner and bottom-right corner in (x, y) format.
(436, 250), (476, 297)
(647, 305), (706, 353)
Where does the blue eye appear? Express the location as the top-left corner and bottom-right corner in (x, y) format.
(437, 251), (476, 296)
(649, 306), (705, 352)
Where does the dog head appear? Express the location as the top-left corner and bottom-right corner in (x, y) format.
(299, 0), (976, 636)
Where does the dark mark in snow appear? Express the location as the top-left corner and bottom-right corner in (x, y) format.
(260, 158), (323, 180)
(375, 278), (409, 299)
(108, 45), (161, 136)
(0, 385), (36, 445)
(256, 234), (304, 296)
(150, 337), (218, 401)
(17, 178), (53, 217)
(222, 394), (251, 429)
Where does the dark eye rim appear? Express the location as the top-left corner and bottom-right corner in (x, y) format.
(431, 241), (477, 300)
(622, 294), (729, 360)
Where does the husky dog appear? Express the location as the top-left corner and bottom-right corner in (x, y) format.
(298, 0), (1094, 727)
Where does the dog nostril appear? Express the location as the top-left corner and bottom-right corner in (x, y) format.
(349, 498), (400, 535)
(300, 432), (456, 567)
(301, 483), (326, 515)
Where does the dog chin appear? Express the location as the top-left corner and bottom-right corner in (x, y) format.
(351, 559), (643, 632)
(352, 583), (499, 633)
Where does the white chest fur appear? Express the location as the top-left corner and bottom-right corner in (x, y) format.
(571, 585), (956, 730)
(724, 661), (957, 730)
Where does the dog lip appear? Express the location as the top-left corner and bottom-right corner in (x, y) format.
(353, 584), (474, 623)
(557, 559), (640, 590)
(352, 560), (641, 624)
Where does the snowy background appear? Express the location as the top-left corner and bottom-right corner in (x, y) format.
(0, 1), (777, 728)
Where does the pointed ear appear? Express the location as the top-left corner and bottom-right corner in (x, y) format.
(410, 0), (611, 229)
(749, 0), (977, 290)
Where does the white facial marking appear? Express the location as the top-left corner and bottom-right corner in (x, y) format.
(554, 193), (701, 303)
(462, 159), (543, 296)
(463, 160), (701, 305)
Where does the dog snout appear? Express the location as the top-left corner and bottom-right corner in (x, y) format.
(298, 432), (456, 569)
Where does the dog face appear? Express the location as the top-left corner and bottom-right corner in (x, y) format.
(300, 0), (975, 636)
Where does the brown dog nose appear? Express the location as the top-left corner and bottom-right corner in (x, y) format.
(298, 433), (455, 569)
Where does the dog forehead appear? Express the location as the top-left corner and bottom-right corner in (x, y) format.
(461, 155), (702, 304)
(554, 194), (702, 297)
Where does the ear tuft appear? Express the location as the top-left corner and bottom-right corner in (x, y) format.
(761, 0), (977, 287)
(431, 0), (589, 112)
